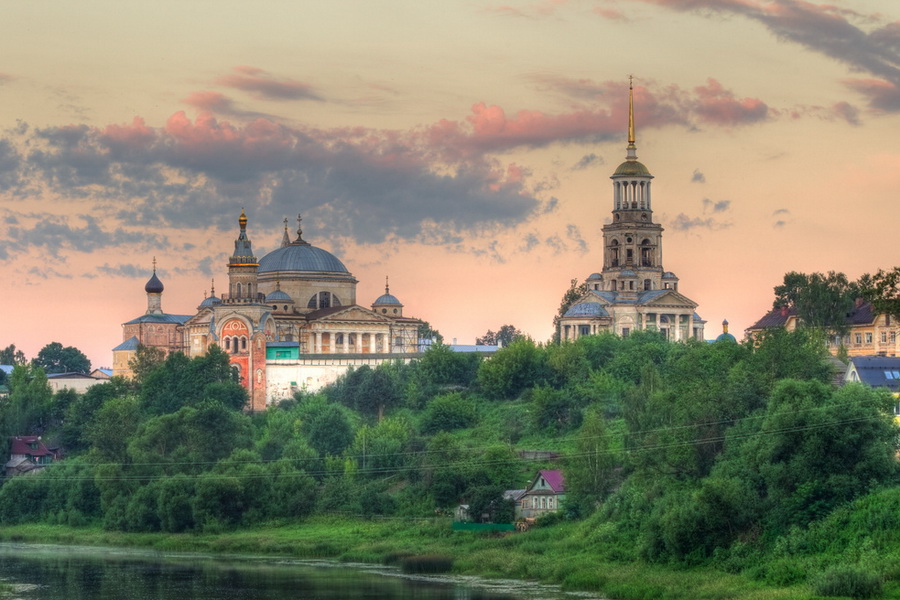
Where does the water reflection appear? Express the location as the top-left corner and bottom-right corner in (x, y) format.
(0, 544), (593, 600)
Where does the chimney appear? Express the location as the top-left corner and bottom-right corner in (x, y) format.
(780, 305), (789, 317)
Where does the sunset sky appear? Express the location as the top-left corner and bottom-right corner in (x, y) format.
(1, 0), (898, 368)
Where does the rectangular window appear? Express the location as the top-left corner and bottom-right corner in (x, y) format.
(882, 332), (888, 343)
(866, 333), (873, 344)
(886, 371), (895, 380)
(855, 333), (862, 344)
(622, 327), (630, 337)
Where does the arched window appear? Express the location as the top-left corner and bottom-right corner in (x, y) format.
(236, 283), (242, 298)
(224, 337), (231, 351)
(644, 279), (651, 291)
(241, 337), (247, 350)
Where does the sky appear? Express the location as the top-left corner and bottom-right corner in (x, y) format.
(1, 0), (898, 369)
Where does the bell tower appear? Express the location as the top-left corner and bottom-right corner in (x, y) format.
(227, 209), (259, 302)
(602, 78), (664, 294)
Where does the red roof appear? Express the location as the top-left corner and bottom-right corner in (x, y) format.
(9, 436), (54, 458)
(537, 469), (565, 493)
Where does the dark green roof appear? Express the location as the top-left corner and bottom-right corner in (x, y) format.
(612, 160), (652, 177)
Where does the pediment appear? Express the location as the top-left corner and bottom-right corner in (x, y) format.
(309, 305), (391, 323)
(638, 289), (699, 309)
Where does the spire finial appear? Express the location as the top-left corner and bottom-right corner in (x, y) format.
(210, 278), (215, 295)
(152, 256), (157, 273)
(385, 275), (390, 295)
(239, 208), (248, 229)
(281, 217), (291, 247)
(296, 213), (304, 242)
(627, 75), (636, 149)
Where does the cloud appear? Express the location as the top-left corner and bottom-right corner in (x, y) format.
(573, 153), (604, 170)
(772, 208), (792, 228)
(691, 168), (705, 183)
(691, 78), (769, 125)
(95, 263), (153, 278)
(702, 198), (730, 213)
(215, 66), (323, 102)
(3, 214), (169, 258)
(633, 0), (900, 112)
(0, 73), (13, 84)
(566, 224), (589, 254)
(519, 232), (540, 252)
(832, 101), (861, 125)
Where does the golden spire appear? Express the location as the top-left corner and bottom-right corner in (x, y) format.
(385, 275), (390, 295)
(627, 75), (636, 149)
(239, 208), (248, 229)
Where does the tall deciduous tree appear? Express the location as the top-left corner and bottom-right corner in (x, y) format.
(0, 344), (27, 365)
(773, 271), (858, 335)
(33, 342), (91, 374)
(565, 409), (617, 515)
(476, 325), (523, 346)
(860, 266), (900, 320)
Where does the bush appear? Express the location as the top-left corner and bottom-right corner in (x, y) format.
(420, 392), (478, 434)
(811, 567), (882, 599)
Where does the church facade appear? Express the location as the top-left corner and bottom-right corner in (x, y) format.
(113, 213), (423, 410)
(559, 82), (705, 341)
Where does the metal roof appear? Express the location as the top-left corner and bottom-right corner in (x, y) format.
(258, 243), (348, 274)
(123, 314), (192, 325)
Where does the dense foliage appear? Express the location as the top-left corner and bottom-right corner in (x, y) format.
(0, 329), (896, 596)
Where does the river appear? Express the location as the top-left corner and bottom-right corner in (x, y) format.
(0, 544), (601, 600)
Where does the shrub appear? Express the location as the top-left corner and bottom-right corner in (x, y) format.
(811, 567), (882, 599)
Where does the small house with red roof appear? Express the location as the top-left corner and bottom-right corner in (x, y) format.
(5, 436), (60, 477)
(516, 469), (566, 519)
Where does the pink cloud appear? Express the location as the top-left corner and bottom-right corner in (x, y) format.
(100, 117), (156, 152)
(691, 78), (769, 125)
(844, 78), (900, 112)
(592, 7), (626, 20)
(215, 66), (322, 101)
(182, 90), (236, 113)
(832, 101), (861, 125)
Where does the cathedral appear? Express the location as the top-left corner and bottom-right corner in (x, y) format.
(113, 213), (423, 410)
(558, 82), (705, 341)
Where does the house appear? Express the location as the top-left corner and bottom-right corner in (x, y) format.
(46, 372), (106, 394)
(844, 356), (900, 421)
(5, 436), (60, 477)
(746, 300), (899, 357)
(515, 470), (566, 519)
(90, 368), (113, 380)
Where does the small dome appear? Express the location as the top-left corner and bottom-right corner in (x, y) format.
(259, 244), (349, 274)
(564, 302), (609, 318)
(145, 271), (164, 294)
(373, 293), (402, 306)
(587, 272), (603, 281)
(662, 271), (679, 280)
(612, 160), (653, 178)
(619, 269), (638, 278)
(265, 289), (294, 303)
(200, 295), (221, 308)
(716, 332), (737, 343)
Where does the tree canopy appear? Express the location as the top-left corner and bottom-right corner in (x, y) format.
(475, 324), (523, 347)
(860, 266), (900, 320)
(33, 342), (91, 374)
(772, 271), (858, 335)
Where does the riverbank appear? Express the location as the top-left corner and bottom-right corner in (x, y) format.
(0, 517), (812, 600)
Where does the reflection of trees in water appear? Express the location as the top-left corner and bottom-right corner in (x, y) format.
(0, 548), (526, 600)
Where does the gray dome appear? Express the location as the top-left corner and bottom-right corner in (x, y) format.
(265, 289), (293, 303)
(259, 243), (348, 274)
(200, 295), (221, 308)
(564, 302), (609, 318)
(373, 293), (402, 306)
(619, 269), (638, 278)
(587, 272), (603, 281)
(662, 271), (678, 279)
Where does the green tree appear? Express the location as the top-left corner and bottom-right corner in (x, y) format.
(773, 271), (858, 336)
(417, 320), (443, 344)
(2, 364), (53, 435)
(32, 341), (91, 374)
(860, 266), (900, 319)
(0, 344), (27, 365)
(128, 344), (166, 384)
(476, 338), (549, 400)
(476, 324), (523, 346)
(301, 402), (355, 457)
(565, 409), (617, 515)
(420, 392), (478, 434)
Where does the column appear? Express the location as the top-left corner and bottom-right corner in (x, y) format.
(314, 331), (321, 353)
(343, 331), (349, 353)
(356, 331), (362, 353)
(383, 332), (390, 353)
